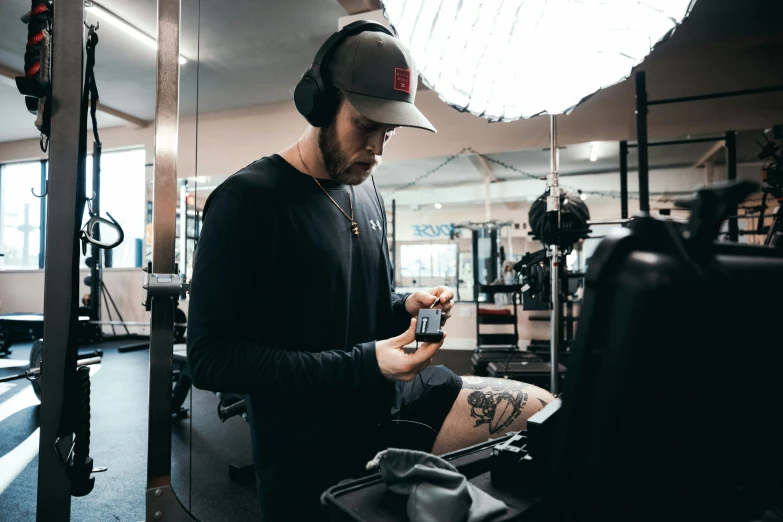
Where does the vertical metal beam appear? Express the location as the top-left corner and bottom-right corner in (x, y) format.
(0, 169), (3, 260)
(726, 131), (738, 241)
(39, 160), (47, 269)
(179, 182), (187, 274)
(489, 228), (498, 283)
(472, 232), (479, 302)
(37, 1), (84, 519)
(145, 5), (196, 522)
(391, 198), (396, 286)
(548, 115), (560, 395)
(147, 0), (180, 486)
(90, 142), (102, 321)
(455, 242), (461, 301)
(619, 141), (629, 219)
(635, 71), (650, 213)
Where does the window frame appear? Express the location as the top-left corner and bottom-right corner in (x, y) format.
(0, 147), (145, 272)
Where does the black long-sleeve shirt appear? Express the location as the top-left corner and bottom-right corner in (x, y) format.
(187, 154), (411, 521)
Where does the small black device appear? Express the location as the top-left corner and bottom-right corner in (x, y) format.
(415, 309), (443, 342)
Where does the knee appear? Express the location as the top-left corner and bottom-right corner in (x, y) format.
(526, 384), (555, 412)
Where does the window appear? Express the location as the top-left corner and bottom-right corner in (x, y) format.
(0, 161), (45, 269)
(82, 149), (146, 268)
(400, 244), (457, 278)
(0, 149), (145, 271)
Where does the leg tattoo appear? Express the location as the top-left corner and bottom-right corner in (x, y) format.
(466, 388), (528, 435)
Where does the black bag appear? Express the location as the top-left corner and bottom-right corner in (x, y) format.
(543, 182), (783, 522)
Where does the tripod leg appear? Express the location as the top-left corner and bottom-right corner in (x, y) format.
(102, 282), (130, 335)
(101, 284), (117, 337)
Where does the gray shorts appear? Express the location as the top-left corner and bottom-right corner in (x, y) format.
(389, 365), (463, 452)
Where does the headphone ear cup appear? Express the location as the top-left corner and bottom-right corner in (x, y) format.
(314, 84), (338, 127)
(294, 68), (340, 128)
(294, 72), (321, 126)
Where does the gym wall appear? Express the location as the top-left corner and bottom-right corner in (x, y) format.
(0, 268), (154, 334)
(2, 66), (782, 169)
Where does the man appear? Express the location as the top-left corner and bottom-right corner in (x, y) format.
(187, 22), (554, 521)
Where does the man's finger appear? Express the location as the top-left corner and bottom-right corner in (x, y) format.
(431, 286), (455, 303)
(409, 335), (446, 364)
(393, 319), (417, 346)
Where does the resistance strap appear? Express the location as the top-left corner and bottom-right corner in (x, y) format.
(54, 24), (105, 498)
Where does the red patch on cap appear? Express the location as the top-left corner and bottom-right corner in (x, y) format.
(394, 68), (412, 94)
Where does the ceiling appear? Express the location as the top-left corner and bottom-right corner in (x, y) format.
(0, 0), (346, 141)
(370, 129), (767, 190)
(0, 0), (781, 145)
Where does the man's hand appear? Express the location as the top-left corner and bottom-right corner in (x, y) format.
(376, 319), (446, 382)
(404, 286), (455, 324)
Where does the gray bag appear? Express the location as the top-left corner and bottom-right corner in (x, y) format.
(366, 448), (507, 522)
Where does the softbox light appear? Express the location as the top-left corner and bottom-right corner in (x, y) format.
(380, 0), (697, 121)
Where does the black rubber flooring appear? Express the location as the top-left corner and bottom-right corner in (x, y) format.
(0, 342), (474, 522)
(0, 341), (261, 522)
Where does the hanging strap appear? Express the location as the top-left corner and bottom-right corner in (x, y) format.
(85, 28), (101, 147)
(53, 24), (104, 498)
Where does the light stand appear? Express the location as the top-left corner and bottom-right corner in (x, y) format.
(548, 115), (561, 395)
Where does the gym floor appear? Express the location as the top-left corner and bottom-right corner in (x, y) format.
(0, 342), (473, 522)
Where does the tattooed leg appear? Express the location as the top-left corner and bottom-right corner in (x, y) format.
(431, 376), (555, 455)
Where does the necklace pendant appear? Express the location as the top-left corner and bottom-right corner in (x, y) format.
(351, 222), (359, 236)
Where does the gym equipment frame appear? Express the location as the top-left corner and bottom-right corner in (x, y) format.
(144, 0), (197, 520)
(631, 71), (783, 238)
(36, 0), (87, 519)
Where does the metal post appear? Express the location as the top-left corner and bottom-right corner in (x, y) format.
(179, 182), (187, 275)
(90, 142), (102, 321)
(146, 0), (196, 520)
(472, 231), (479, 302)
(39, 160), (47, 269)
(507, 224), (513, 259)
(391, 198), (396, 286)
(489, 228), (498, 284)
(548, 115), (561, 395)
(726, 131), (738, 242)
(455, 243), (461, 301)
(619, 141), (629, 219)
(635, 71), (650, 213)
(37, 1), (84, 519)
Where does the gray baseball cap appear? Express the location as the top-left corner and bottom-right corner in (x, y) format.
(328, 31), (436, 133)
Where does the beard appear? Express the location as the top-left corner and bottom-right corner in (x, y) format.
(318, 119), (379, 185)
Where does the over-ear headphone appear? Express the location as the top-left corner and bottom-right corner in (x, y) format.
(294, 20), (393, 128)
